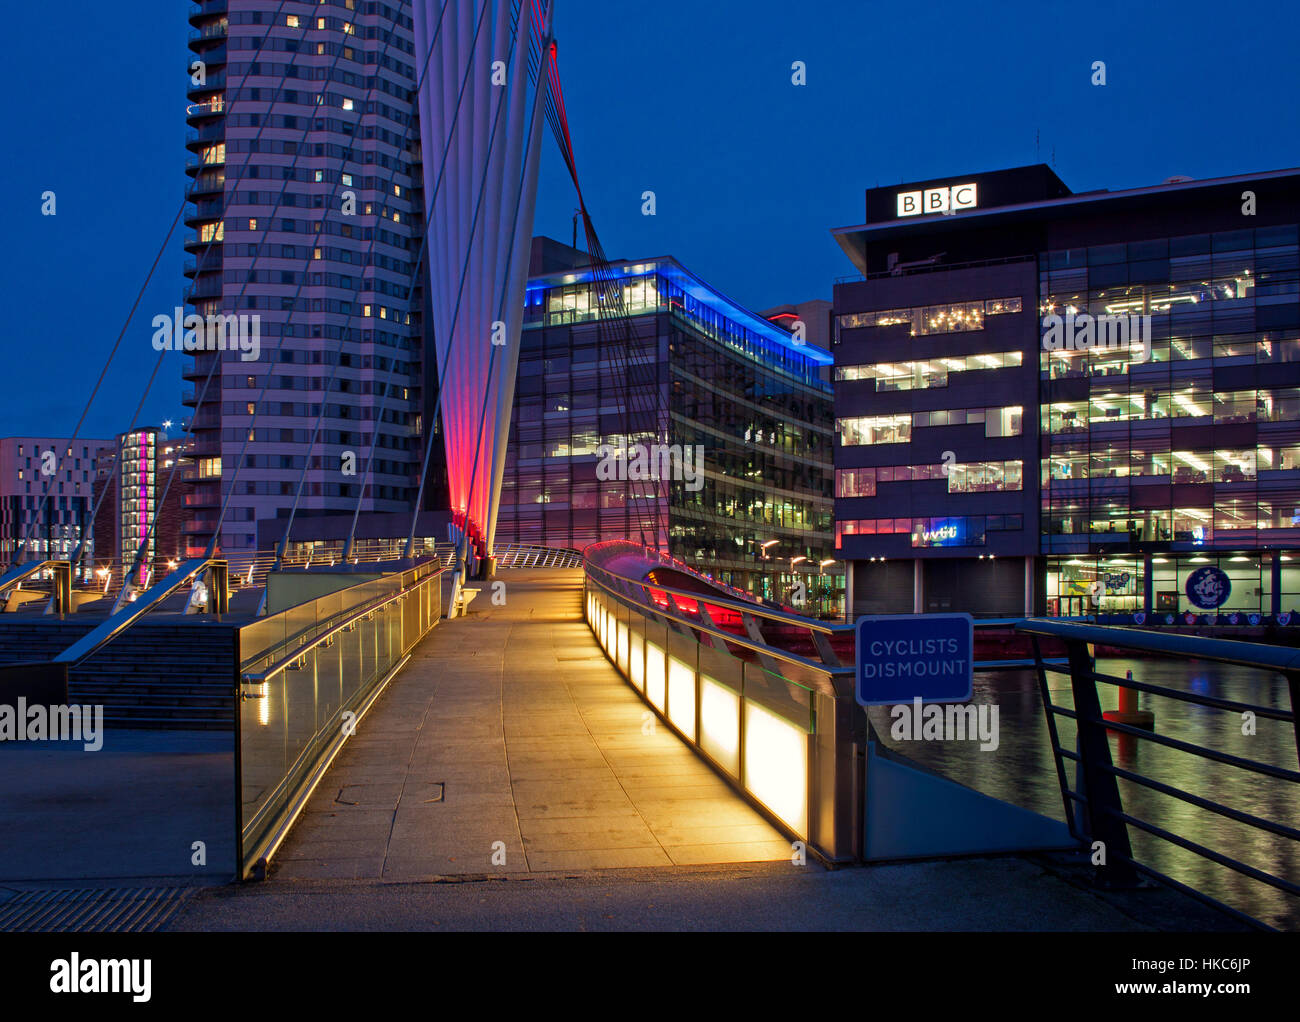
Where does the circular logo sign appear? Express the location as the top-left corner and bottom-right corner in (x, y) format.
(1280, 612), (1293, 626)
(1248, 613), (1260, 626)
(1185, 566), (1231, 610)
(1133, 612), (1146, 625)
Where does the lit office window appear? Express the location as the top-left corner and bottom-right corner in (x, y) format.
(836, 414), (911, 446)
(946, 460), (1023, 493)
(836, 350), (1021, 389)
(834, 468), (876, 498)
(913, 405), (1022, 437)
(837, 297), (1020, 336)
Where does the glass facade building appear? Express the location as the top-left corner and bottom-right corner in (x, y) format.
(1040, 224), (1300, 616)
(496, 252), (839, 613)
(831, 164), (1300, 620)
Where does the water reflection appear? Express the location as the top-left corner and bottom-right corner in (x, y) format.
(867, 657), (1299, 930)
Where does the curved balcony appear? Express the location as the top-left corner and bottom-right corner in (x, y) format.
(183, 279), (224, 305)
(185, 151), (226, 175)
(187, 71), (226, 98)
(183, 252), (223, 278)
(185, 98), (225, 122)
(183, 232), (224, 253)
(188, 0), (227, 28)
(186, 172), (225, 200)
(185, 125), (225, 151)
(185, 198), (224, 226)
(187, 40), (226, 69)
(187, 22), (228, 44)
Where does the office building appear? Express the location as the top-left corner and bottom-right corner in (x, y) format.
(831, 164), (1300, 618)
(495, 242), (839, 611)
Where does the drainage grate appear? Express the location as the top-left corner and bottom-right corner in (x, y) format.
(0, 886), (194, 933)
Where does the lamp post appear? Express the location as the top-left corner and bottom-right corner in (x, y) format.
(754, 540), (778, 602)
(818, 558), (835, 618)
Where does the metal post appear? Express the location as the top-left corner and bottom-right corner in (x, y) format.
(1286, 672), (1300, 771)
(1065, 638), (1138, 886)
(209, 560), (229, 615)
(1272, 552), (1283, 617)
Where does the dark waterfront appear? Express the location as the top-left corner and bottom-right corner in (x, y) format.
(868, 657), (1299, 930)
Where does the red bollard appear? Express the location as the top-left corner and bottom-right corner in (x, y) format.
(1104, 669), (1155, 730)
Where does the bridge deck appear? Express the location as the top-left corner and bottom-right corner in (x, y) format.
(273, 568), (789, 879)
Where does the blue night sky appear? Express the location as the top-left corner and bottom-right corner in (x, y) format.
(1, 0), (1297, 439)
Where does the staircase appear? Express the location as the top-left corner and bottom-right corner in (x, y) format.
(0, 619), (237, 730)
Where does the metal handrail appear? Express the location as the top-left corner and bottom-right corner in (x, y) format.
(53, 558), (228, 667)
(494, 542), (583, 567)
(1020, 617), (1300, 672)
(586, 557), (850, 637)
(1019, 618), (1300, 929)
(584, 562), (851, 696)
(241, 568), (439, 684)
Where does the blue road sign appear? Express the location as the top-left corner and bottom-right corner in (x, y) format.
(856, 613), (974, 706)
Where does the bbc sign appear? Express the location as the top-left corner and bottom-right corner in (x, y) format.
(896, 182), (978, 217)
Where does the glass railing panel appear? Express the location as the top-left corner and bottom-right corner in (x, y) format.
(238, 568), (442, 875)
(666, 626), (698, 740)
(699, 638), (744, 778)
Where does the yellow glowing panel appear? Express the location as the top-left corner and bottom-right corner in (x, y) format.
(699, 677), (740, 777)
(616, 620), (629, 675)
(667, 657), (696, 739)
(645, 641), (666, 711)
(744, 701), (808, 837)
(630, 629), (645, 691)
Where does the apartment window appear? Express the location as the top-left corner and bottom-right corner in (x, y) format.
(286, 14), (300, 27)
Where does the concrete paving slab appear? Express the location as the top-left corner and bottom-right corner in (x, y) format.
(268, 569), (786, 880)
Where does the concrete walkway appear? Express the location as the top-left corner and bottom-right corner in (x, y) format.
(172, 854), (1248, 931)
(271, 568), (789, 879)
